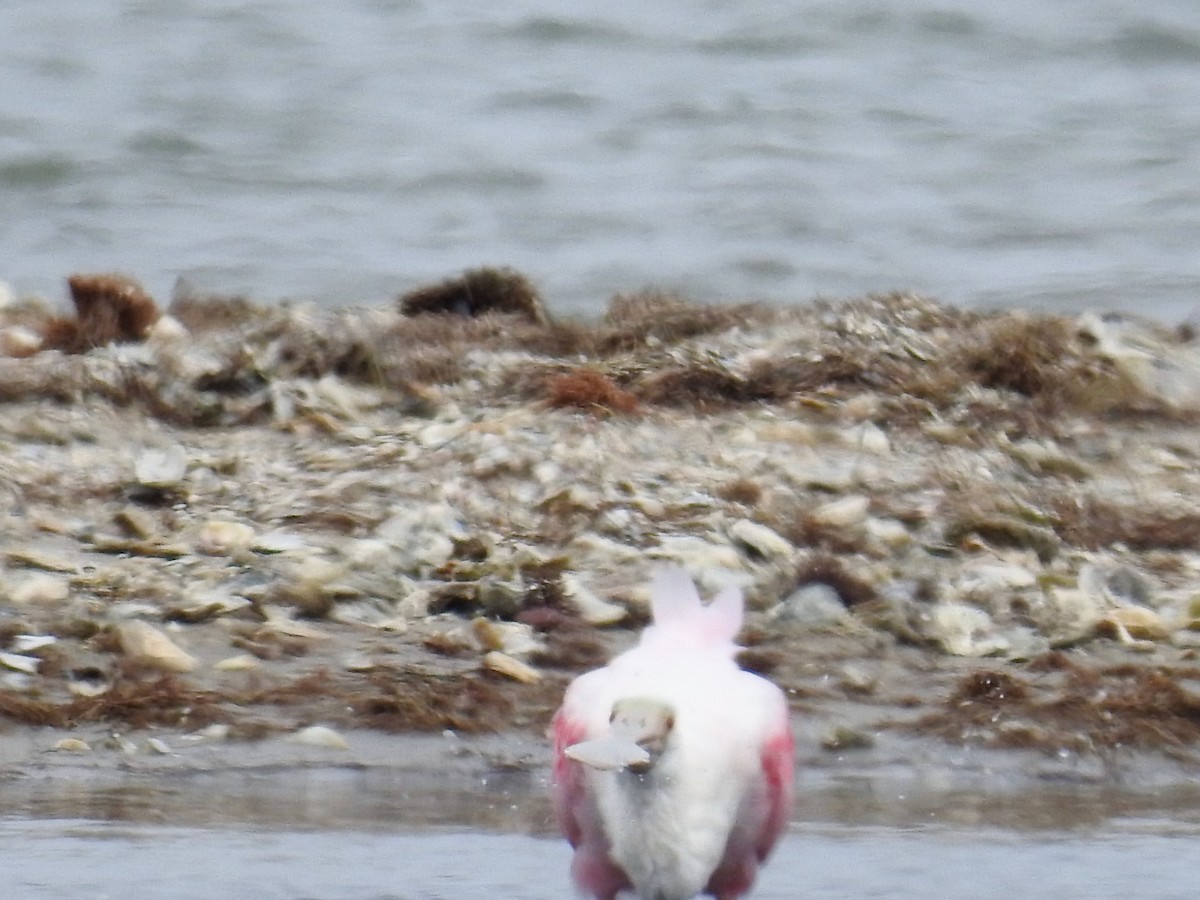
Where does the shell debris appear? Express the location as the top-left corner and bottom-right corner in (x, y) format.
(116, 621), (200, 673)
(287, 725), (350, 749)
(483, 650), (542, 683)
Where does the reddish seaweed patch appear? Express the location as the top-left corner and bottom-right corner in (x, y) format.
(52, 273), (161, 351)
(546, 367), (640, 416)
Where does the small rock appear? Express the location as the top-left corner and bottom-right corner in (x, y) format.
(146, 738), (173, 755)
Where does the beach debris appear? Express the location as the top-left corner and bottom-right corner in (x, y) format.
(545, 367), (639, 416)
(928, 603), (1009, 657)
(196, 519), (256, 556)
(821, 725), (875, 752)
(837, 664), (878, 695)
(110, 733), (139, 755)
(214, 653), (261, 672)
(1077, 311), (1200, 411)
(287, 724), (350, 749)
(472, 618), (545, 658)
(398, 266), (546, 323)
(0, 652), (41, 674)
(260, 606), (328, 641)
(11, 634), (57, 653)
(52, 738), (91, 753)
(375, 504), (466, 575)
(9, 573), (70, 605)
(0, 324), (43, 357)
(561, 573), (627, 625)
(776, 582), (849, 628)
(5, 550), (77, 574)
(116, 621), (200, 673)
(188, 724), (231, 742)
(729, 518), (793, 561)
(68, 678), (110, 698)
(1095, 606), (1170, 651)
(483, 650), (541, 683)
(134, 444), (188, 488)
(811, 495), (871, 530)
(166, 592), (252, 624)
(42, 272), (161, 352)
(146, 737), (173, 755)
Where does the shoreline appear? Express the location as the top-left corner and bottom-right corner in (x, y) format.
(5, 283), (1200, 824)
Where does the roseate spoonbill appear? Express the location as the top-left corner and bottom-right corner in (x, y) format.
(552, 568), (794, 900)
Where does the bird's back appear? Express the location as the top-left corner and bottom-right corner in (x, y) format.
(552, 569), (794, 899)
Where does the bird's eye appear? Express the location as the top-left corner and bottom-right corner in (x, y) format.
(665, 715), (675, 730)
(608, 709), (617, 723)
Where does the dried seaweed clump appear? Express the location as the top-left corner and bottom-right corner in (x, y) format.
(0, 669), (224, 731)
(43, 273), (161, 352)
(349, 670), (544, 732)
(955, 313), (1091, 407)
(911, 660), (1200, 755)
(546, 367), (639, 416)
(1048, 495), (1200, 552)
(168, 292), (262, 333)
(599, 291), (771, 353)
(399, 266), (547, 323)
(790, 553), (880, 608)
(636, 364), (779, 411)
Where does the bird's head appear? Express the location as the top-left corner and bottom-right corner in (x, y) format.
(565, 697), (676, 773)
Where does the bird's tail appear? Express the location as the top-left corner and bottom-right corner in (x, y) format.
(644, 567), (744, 651)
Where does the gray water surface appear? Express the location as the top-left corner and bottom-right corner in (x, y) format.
(4, 765), (1200, 899)
(3, 1), (1200, 318)
(6, 819), (1198, 899)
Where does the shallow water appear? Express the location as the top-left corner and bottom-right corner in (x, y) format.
(7, 818), (1200, 899)
(6, 767), (1200, 898)
(3, 1), (1199, 318)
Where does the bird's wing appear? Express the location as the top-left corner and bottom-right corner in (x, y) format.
(550, 707), (589, 847)
(755, 723), (795, 860)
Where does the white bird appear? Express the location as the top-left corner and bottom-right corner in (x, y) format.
(551, 568), (794, 900)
